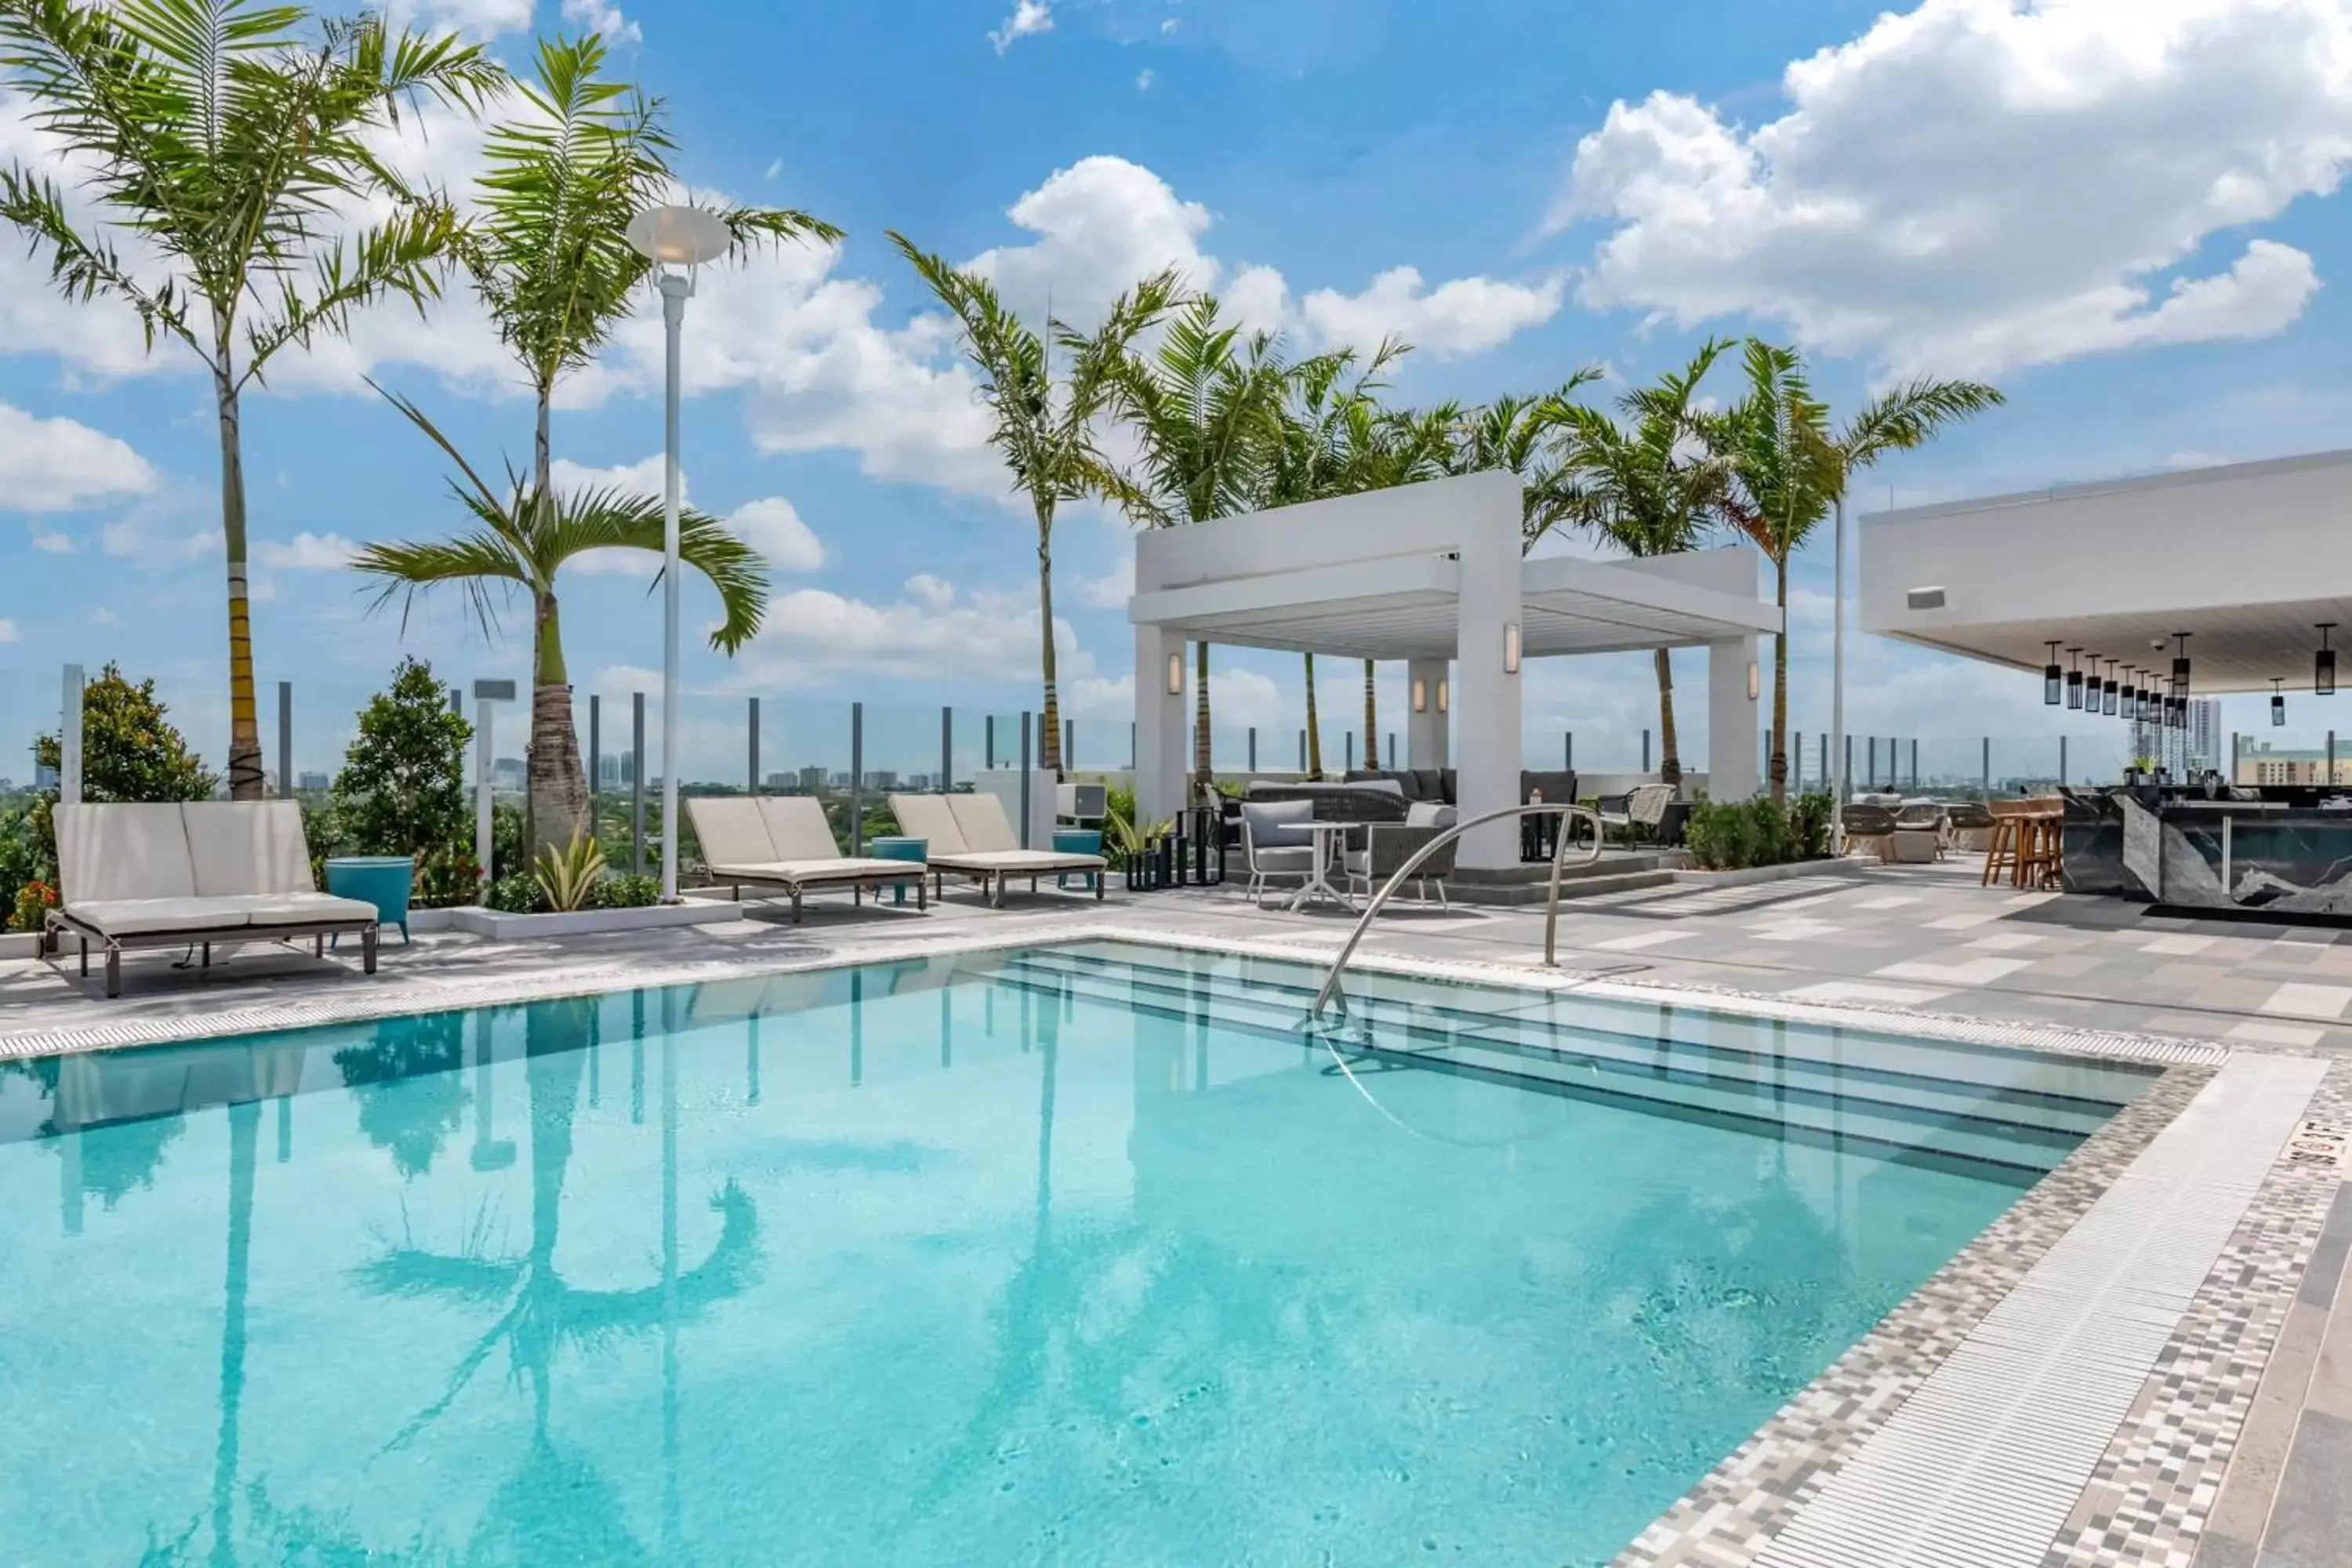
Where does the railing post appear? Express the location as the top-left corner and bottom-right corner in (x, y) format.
(1018, 711), (1033, 848)
(1128, 720), (1136, 771)
(941, 706), (953, 793)
(475, 689), (495, 892)
(2332, 730), (2339, 787)
(748, 696), (760, 794)
(1909, 738), (1918, 791)
(849, 702), (865, 855)
(632, 692), (647, 876)
(1642, 728), (1651, 773)
(1298, 729), (1306, 773)
(1842, 734), (1853, 799)
(1565, 731), (1573, 773)
(1981, 735), (1991, 798)
(588, 694), (601, 828)
(1345, 732), (1355, 771)
(1248, 727), (1258, 771)
(58, 663), (84, 805)
(277, 679), (293, 799)
(2060, 735), (2068, 787)
(1064, 717), (1074, 775)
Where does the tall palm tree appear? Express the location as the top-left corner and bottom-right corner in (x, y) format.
(350, 393), (768, 866)
(421, 32), (836, 852)
(0, 0), (502, 797)
(1714, 341), (2002, 800)
(1109, 294), (1294, 795)
(890, 236), (1178, 778)
(1548, 343), (1736, 787)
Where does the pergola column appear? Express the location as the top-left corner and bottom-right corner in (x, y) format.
(1405, 657), (1449, 771)
(1454, 510), (1523, 869)
(1708, 636), (1761, 800)
(1134, 622), (1189, 824)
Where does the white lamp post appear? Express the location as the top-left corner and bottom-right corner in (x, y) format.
(626, 203), (731, 903)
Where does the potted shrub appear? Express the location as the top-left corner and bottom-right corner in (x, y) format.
(327, 659), (475, 938)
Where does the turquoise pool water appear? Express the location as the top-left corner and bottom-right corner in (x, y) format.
(0, 941), (2155, 1566)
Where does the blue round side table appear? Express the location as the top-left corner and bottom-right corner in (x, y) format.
(869, 836), (926, 906)
(324, 855), (415, 946)
(1054, 829), (1102, 891)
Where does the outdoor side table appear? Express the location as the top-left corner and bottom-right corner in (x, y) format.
(324, 855), (414, 946)
(1054, 829), (1102, 891)
(869, 836), (926, 906)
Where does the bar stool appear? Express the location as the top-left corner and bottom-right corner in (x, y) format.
(2016, 803), (2065, 889)
(1983, 799), (2028, 886)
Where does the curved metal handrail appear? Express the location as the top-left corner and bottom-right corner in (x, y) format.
(1306, 801), (1604, 1025)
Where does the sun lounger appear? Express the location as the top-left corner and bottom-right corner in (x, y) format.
(44, 801), (379, 997)
(686, 795), (927, 922)
(887, 793), (1107, 908)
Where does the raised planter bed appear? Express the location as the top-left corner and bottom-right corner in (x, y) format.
(409, 898), (742, 941)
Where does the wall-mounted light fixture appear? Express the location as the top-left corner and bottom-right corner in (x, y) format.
(1165, 652), (1184, 697)
(1503, 621), (1521, 675)
(1748, 660), (1760, 702)
(1410, 677), (1428, 714)
(1436, 679), (1450, 714)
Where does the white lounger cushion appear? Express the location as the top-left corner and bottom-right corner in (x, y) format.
(685, 797), (776, 869)
(887, 794), (964, 853)
(756, 796), (847, 862)
(706, 858), (924, 885)
(933, 848), (1105, 871)
(947, 793), (1022, 852)
(183, 800), (316, 896)
(56, 803), (197, 903)
(67, 898), (252, 937)
(209, 892), (381, 926)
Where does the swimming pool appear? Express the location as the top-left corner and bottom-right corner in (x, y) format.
(0, 940), (2157, 1566)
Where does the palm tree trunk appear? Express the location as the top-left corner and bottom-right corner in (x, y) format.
(1036, 505), (1062, 777)
(528, 590), (589, 859)
(1655, 648), (1682, 787)
(216, 365), (264, 800)
(524, 387), (589, 859)
(1304, 653), (1323, 777)
(1192, 642), (1212, 798)
(1363, 659), (1377, 771)
(1769, 558), (1790, 804)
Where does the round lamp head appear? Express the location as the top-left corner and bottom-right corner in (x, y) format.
(627, 205), (732, 268)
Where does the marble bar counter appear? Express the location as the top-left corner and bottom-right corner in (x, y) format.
(2063, 788), (2352, 916)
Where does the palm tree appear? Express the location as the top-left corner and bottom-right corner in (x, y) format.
(426, 32), (836, 852)
(1715, 341), (2002, 800)
(1548, 343), (1737, 787)
(890, 236), (1178, 778)
(350, 393), (768, 869)
(0, 0), (502, 797)
(1109, 294), (1296, 795)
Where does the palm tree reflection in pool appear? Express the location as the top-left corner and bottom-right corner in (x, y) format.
(357, 996), (760, 1555)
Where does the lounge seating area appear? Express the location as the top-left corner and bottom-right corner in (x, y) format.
(687, 795), (931, 922)
(888, 793), (1107, 909)
(43, 801), (379, 997)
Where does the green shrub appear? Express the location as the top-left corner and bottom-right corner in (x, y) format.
(13, 879), (56, 935)
(532, 833), (608, 913)
(329, 659), (477, 904)
(1790, 791), (1835, 860)
(596, 873), (661, 909)
(1683, 789), (1839, 871)
(34, 663), (216, 803)
(484, 873), (540, 914)
(0, 807), (51, 930)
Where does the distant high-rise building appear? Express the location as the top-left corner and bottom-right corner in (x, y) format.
(297, 771), (330, 792)
(797, 765), (827, 793)
(2187, 699), (2223, 772)
(34, 761), (59, 789)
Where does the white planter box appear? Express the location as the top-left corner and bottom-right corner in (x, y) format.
(0, 931), (41, 960)
(1668, 857), (1868, 889)
(409, 899), (742, 941)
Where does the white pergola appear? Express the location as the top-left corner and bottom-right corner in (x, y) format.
(1129, 471), (1778, 869)
(1861, 449), (2352, 693)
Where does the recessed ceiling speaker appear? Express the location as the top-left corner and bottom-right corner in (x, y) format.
(1906, 586), (1946, 611)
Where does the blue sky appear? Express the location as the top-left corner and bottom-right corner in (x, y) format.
(4, 0), (2351, 783)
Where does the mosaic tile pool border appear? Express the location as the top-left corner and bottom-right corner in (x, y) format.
(0, 917), (2315, 1568)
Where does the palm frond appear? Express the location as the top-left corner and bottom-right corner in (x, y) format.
(543, 488), (769, 653)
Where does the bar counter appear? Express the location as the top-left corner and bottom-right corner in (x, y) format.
(2063, 788), (2352, 916)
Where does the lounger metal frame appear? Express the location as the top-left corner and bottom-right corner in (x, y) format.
(42, 908), (379, 999)
(708, 865), (928, 923)
(927, 858), (1108, 909)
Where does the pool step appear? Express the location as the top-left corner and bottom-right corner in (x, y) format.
(988, 953), (2089, 1179)
(1011, 948), (2129, 1136)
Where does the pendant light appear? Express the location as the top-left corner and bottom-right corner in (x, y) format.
(2171, 632), (2192, 695)
(2274, 678), (2288, 726)
(2123, 666), (2142, 723)
(2319, 623), (2337, 697)
(2103, 659), (2119, 717)
(2065, 648), (2085, 710)
(2042, 641), (2062, 705)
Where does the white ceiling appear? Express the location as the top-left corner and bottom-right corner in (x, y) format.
(1889, 595), (2352, 695)
(1167, 586), (1763, 660)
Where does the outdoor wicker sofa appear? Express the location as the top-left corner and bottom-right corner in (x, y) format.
(43, 800), (379, 998)
(687, 795), (929, 921)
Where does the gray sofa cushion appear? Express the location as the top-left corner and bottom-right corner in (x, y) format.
(1240, 800), (1315, 848)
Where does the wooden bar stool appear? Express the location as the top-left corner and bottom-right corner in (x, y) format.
(2016, 804), (2065, 889)
(1983, 800), (2027, 886)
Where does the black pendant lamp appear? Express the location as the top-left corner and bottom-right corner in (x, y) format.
(2171, 632), (2192, 695)
(2319, 624), (2338, 697)
(2123, 666), (2143, 723)
(2274, 678), (2288, 726)
(2103, 660), (2120, 717)
(2065, 648), (2085, 710)
(2043, 641), (2063, 705)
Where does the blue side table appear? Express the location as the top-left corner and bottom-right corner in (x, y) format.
(325, 855), (415, 946)
(1054, 829), (1102, 891)
(869, 836), (926, 906)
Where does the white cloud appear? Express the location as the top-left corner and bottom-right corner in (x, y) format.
(989, 0), (1054, 53)
(728, 496), (825, 572)
(904, 572), (957, 611)
(31, 529), (74, 554)
(551, 452), (675, 501)
(1299, 266), (1566, 358)
(0, 619), (17, 644)
(89, 608), (115, 626)
(0, 403), (157, 510)
(559, 0), (641, 45)
(1074, 554), (1135, 608)
(1555, 0), (2352, 379)
(1137, 69), (1156, 91)
(253, 532), (358, 572)
(763, 157), (784, 181)
(741, 573), (1102, 689)
(379, 0), (535, 39)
